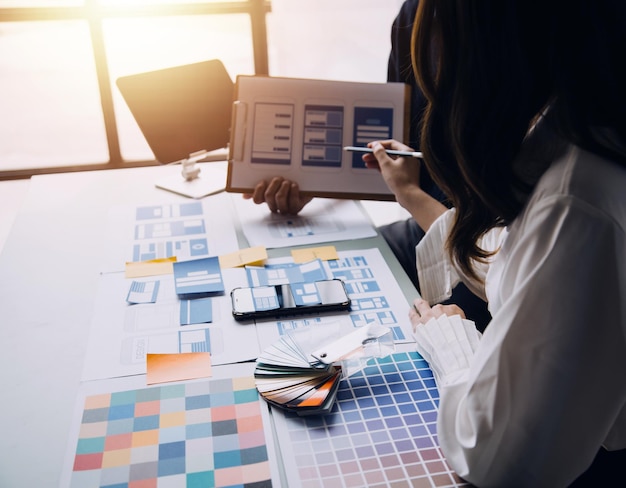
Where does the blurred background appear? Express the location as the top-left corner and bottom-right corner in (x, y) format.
(0, 0), (406, 177)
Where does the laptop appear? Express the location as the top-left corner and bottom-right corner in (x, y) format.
(116, 59), (234, 164)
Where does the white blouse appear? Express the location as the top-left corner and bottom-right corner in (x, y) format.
(414, 146), (626, 487)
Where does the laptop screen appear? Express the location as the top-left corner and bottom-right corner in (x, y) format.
(117, 59), (234, 164)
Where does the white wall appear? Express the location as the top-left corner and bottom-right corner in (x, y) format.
(267, 0), (406, 82)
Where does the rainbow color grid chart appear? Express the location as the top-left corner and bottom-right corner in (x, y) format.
(68, 376), (275, 488)
(272, 351), (469, 487)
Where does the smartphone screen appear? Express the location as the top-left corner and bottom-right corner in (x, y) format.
(231, 279), (351, 321)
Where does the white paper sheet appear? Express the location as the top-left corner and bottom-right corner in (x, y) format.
(100, 191), (239, 273)
(254, 248), (416, 352)
(81, 268), (260, 381)
(154, 160), (228, 199)
(231, 194), (377, 248)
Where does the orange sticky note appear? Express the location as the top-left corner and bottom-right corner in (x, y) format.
(219, 245), (267, 268)
(125, 256), (177, 278)
(146, 352), (212, 385)
(291, 246), (339, 263)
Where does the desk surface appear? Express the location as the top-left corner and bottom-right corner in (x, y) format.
(0, 164), (422, 487)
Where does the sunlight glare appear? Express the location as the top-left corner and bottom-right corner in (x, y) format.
(97, 1), (255, 161)
(97, 0), (218, 5)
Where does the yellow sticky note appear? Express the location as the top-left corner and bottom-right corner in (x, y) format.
(146, 352), (212, 385)
(291, 246), (339, 263)
(125, 256), (177, 278)
(219, 245), (268, 268)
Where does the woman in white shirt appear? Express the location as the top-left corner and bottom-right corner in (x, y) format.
(362, 0), (626, 486)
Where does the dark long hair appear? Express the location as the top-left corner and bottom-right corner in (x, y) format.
(412, 0), (626, 281)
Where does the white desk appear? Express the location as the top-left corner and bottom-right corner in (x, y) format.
(0, 178), (30, 255)
(0, 164), (420, 487)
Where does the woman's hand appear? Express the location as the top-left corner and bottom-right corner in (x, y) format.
(363, 140), (448, 232)
(409, 298), (466, 329)
(243, 177), (313, 215)
(362, 140), (423, 205)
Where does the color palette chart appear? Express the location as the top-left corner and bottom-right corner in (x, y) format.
(272, 351), (469, 487)
(69, 376), (275, 488)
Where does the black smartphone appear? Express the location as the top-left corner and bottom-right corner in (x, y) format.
(230, 279), (351, 321)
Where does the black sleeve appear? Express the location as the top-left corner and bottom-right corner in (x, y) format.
(387, 0), (447, 203)
(387, 0), (423, 149)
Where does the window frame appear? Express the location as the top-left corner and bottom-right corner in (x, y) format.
(0, 0), (270, 180)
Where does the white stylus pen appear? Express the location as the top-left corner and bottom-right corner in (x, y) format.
(343, 145), (423, 159)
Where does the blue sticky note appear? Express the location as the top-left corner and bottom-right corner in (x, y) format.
(127, 280), (160, 304)
(173, 256), (224, 298)
(180, 297), (213, 326)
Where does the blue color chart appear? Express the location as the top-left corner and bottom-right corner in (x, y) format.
(272, 351), (469, 487)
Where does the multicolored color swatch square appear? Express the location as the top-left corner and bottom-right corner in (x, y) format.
(70, 376), (273, 487)
(273, 351), (469, 487)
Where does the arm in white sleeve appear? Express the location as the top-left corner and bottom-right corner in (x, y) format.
(435, 193), (626, 487)
(413, 314), (482, 387)
(414, 210), (460, 304)
(415, 209), (503, 305)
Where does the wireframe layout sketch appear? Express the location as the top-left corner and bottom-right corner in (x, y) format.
(227, 75), (410, 201)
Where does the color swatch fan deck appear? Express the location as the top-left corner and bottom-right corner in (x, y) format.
(255, 321), (393, 415)
(255, 332), (342, 415)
